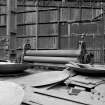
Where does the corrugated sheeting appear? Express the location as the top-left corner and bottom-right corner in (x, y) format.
(60, 23), (68, 36)
(81, 9), (102, 20)
(60, 37), (69, 49)
(38, 37), (58, 49)
(0, 27), (6, 35)
(60, 8), (81, 21)
(0, 6), (6, 14)
(39, 10), (58, 23)
(17, 25), (37, 36)
(49, 10), (58, 22)
(79, 23), (98, 34)
(38, 24), (58, 36)
(16, 38), (36, 49)
(0, 6), (6, 25)
(17, 6), (25, 12)
(88, 49), (102, 64)
(60, 36), (81, 49)
(70, 21), (103, 35)
(26, 25), (37, 36)
(39, 11), (50, 23)
(17, 12), (37, 24)
(17, 13), (24, 24)
(25, 7), (35, 11)
(17, 26), (26, 35)
(70, 21), (104, 48)
(25, 12), (37, 24)
(60, 8), (102, 21)
(70, 8), (81, 21)
(0, 49), (8, 60)
(0, 5), (7, 59)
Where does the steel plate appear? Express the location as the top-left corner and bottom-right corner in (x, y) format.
(11, 70), (70, 87)
(67, 63), (105, 75)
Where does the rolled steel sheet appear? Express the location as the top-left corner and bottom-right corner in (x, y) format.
(67, 63), (105, 75)
(24, 56), (78, 64)
(26, 50), (81, 57)
(0, 63), (30, 74)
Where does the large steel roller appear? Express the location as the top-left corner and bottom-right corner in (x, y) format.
(26, 50), (81, 57)
(24, 56), (78, 64)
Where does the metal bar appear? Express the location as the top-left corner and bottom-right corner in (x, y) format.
(37, 35), (58, 37)
(16, 5), (104, 9)
(34, 91), (90, 105)
(16, 18), (101, 26)
(0, 14), (7, 16)
(0, 25), (6, 27)
(35, 0), (38, 50)
(60, 34), (104, 37)
(17, 35), (36, 38)
(17, 35), (58, 38)
(58, 6), (60, 49)
(46, 82), (62, 90)
(16, 10), (36, 14)
(0, 4), (6, 6)
(102, 6), (105, 64)
(7, 0), (11, 51)
(17, 23), (37, 26)
(29, 101), (43, 105)
(16, 8), (57, 14)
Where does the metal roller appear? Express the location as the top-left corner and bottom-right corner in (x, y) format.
(24, 56), (78, 64)
(26, 50), (81, 57)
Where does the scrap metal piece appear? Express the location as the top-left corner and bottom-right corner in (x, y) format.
(0, 81), (24, 105)
(68, 88), (82, 95)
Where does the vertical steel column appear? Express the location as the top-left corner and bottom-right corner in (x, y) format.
(79, 1), (82, 34)
(7, 0), (11, 50)
(57, 5), (60, 49)
(35, 0), (38, 50)
(7, 0), (17, 52)
(102, 2), (105, 63)
(68, 22), (71, 49)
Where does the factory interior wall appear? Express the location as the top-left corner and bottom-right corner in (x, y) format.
(0, 0), (105, 63)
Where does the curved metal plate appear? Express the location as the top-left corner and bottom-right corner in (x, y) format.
(67, 63), (105, 75)
(12, 70), (70, 87)
(0, 62), (30, 74)
(34, 71), (70, 87)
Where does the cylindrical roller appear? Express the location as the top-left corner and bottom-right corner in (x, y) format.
(24, 56), (78, 64)
(26, 50), (81, 57)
